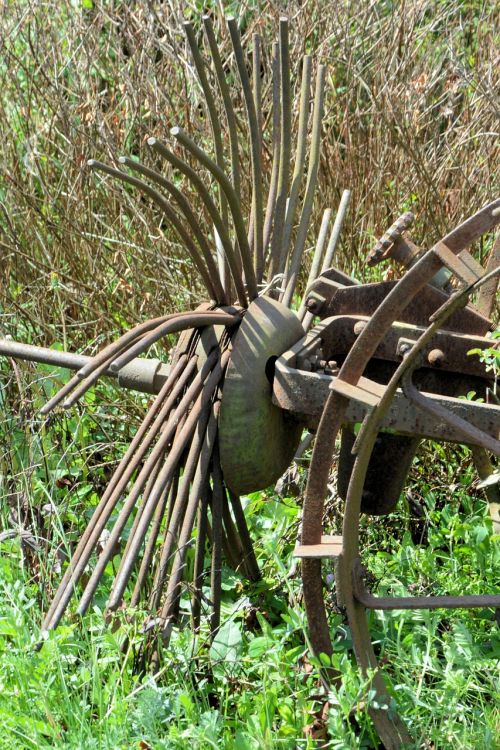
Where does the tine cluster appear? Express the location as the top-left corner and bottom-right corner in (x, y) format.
(42, 17), (350, 648)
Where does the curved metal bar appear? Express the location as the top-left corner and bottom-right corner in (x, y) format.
(171, 126), (258, 300)
(321, 188), (351, 272)
(119, 156), (227, 304)
(183, 21), (231, 295)
(148, 137), (248, 308)
(282, 64), (326, 307)
(109, 310), (239, 372)
(269, 18), (292, 278)
(228, 19), (263, 282)
(202, 15), (241, 200)
(263, 41), (281, 257)
(88, 160), (219, 302)
(279, 55), (312, 275)
(298, 207), (331, 321)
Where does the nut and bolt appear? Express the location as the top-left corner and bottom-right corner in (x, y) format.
(353, 320), (366, 335)
(428, 348), (445, 367)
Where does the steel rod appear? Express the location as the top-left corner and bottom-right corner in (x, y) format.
(263, 42), (281, 257)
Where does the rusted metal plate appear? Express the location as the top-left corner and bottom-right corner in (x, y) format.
(219, 296), (304, 495)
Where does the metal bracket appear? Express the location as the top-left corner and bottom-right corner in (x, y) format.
(294, 535), (343, 559)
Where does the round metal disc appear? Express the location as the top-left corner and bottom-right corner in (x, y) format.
(219, 296), (304, 495)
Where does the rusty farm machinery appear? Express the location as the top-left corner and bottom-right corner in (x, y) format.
(0, 18), (499, 749)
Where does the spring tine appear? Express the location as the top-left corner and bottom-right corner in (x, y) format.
(159, 402), (220, 639)
(202, 16), (240, 199)
(171, 127), (259, 301)
(76, 349), (225, 617)
(210, 450), (224, 635)
(191, 482), (209, 630)
(109, 310), (239, 372)
(89, 160), (219, 302)
(263, 42), (281, 257)
(227, 489), (260, 582)
(321, 189), (351, 272)
(227, 19), (263, 283)
(183, 21), (231, 297)
(40, 373), (83, 415)
(149, 138), (248, 308)
(119, 157), (227, 305)
(269, 18), (292, 278)
(298, 208), (332, 323)
(42, 354), (192, 630)
(281, 64), (326, 307)
(279, 55), (312, 275)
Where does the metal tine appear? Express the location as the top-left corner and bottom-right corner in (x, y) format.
(109, 309), (239, 372)
(40, 373), (83, 415)
(42, 354), (192, 630)
(191, 476), (209, 630)
(171, 127), (259, 301)
(281, 64), (326, 308)
(321, 188), (351, 272)
(76, 348), (226, 618)
(227, 489), (260, 582)
(298, 207), (332, 322)
(183, 21), (231, 298)
(119, 157), (227, 305)
(202, 16), (240, 199)
(130, 454), (182, 607)
(88, 160), (219, 303)
(227, 19), (264, 283)
(221, 486), (250, 579)
(263, 42), (281, 257)
(159, 402), (220, 641)
(278, 55), (312, 276)
(148, 137), (248, 308)
(147, 361), (226, 611)
(209, 447), (224, 635)
(269, 18), (292, 278)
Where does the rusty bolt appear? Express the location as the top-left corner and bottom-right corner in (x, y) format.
(353, 320), (366, 335)
(428, 348), (445, 367)
(399, 342), (412, 356)
(305, 297), (319, 313)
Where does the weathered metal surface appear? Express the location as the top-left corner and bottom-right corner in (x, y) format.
(293, 535), (343, 558)
(219, 296), (304, 494)
(366, 211), (415, 266)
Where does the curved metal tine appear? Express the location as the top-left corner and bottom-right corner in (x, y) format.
(298, 207), (332, 322)
(76, 349), (225, 618)
(321, 189), (351, 272)
(192, 483), (209, 631)
(269, 18), (292, 279)
(183, 21), (231, 297)
(88, 160), (219, 303)
(42, 354), (192, 630)
(159, 402), (220, 642)
(171, 127), (259, 301)
(119, 157), (227, 305)
(227, 19), (263, 283)
(263, 42), (281, 259)
(227, 489), (260, 581)
(148, 138), (248, 308)
(109, 309), (238, 372)
(281, 64), (326, 308)
(210, 447), (224, 635)
(278, 55), (312, 276)
(40, 373), (82, 415)
(202, 15), (241, 199)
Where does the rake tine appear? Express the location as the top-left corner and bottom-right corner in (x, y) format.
(183, 21), (231, 297)
(42, 355), (197, 630)
(281, 64), (326, 308)
(191, 479), (209, 631)
(210, 470), (223, 635)
(321, 188), (351, 272)
(227, 489), (260, 582)
(279, 55), (312, 276)
(88, 160), (219, 302)
(263, 41), (281, 257)
(298, 207), (332, 321)
(77, 348), (226, 617)
(43, 356), (191, 629)
(148, 138), (248, 308)
(109, 310), (239, 372)
(269, 17), (291, 278)
(221, 487), (250, 579)
(227, 19), (264, 283)
(40, 373), (83, 415)
(119, 157), (227, 305)
(171, 127), (259, 301)
(159, 402), (220, 641)
(202, 15), (241, 199)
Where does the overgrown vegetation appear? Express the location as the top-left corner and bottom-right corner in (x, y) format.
(0, 1), (498, 748)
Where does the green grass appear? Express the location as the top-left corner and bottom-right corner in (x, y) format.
(0, 362), (499, 749)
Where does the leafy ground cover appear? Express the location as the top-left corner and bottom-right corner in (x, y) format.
(0, 362), (498, 749)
